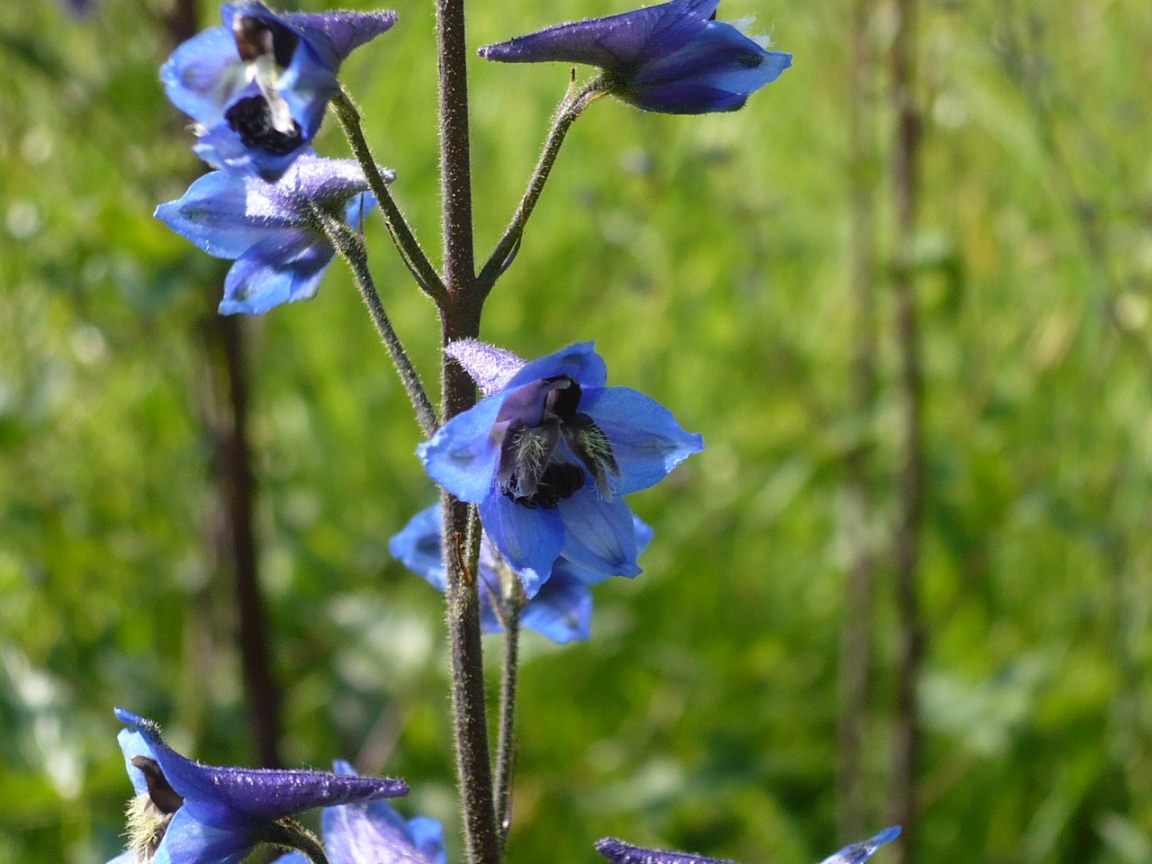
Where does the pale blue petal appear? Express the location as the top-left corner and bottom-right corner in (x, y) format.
(407, 817), (446, 864)
(160, 27), (242, 125)
(116, 727), (155, 796)
(818, 827), (901, 864)
(389, 506), (447, 590)
(558, 489), (640, 578)
(418, 396), (506, 503)
(479, 493), (564, 597)
(155, 172), (294, 260)
(580, 387), (703, 494)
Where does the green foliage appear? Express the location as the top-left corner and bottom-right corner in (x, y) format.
(2, 0), (1151, 863)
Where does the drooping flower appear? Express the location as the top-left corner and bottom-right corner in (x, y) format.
(274, 760), (445, 864)
(418, 341), (702, 597)
(390, 504), (654, 644)
(106, 708), (408, 864)
(162, 1), (397, 180)
(155, 151), (380, 315)
(478, 0), (791, 115)
(595, 827), (901, 864)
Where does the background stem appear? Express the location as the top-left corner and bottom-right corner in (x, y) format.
(887, 0), (926, 857)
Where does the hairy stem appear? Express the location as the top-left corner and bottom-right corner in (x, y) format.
(332, 91), (447, 303)
(263, 819), (331, 864)
(887, 0), (925, 858)
(477, 79), (608, 295)
(312, 206), (440, 438)
(435, 0), (500, 861)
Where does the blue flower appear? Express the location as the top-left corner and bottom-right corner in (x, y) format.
(162, 1), (397, 180)
(106, 708), (408, 864)
(478, 0), (790, 114)
(390, 504), (655, 644)
(275, 761), (445, 864)
(155, 152), (379, 315)
(418, 341), (702, 597)
(596, 827), (901, 864)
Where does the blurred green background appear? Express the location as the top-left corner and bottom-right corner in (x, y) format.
(2, 0), (1152, 862)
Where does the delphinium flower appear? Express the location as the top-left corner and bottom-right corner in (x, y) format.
(419, 340), (702, 597)
(596, 826), (901, 864)
(162, 1), (397, 180)
(275, 761), (445, 864)
(478, 0), (791, 115)
(106, 708), (408, 864)
(391, 504), (655, 643)
(155, 152), (380, 315)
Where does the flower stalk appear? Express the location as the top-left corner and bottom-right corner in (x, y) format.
(477, 78), (609, 295)
(493, 560), (526, 852)
(331, 90), (448, 303)
(310, 204), (440, 438)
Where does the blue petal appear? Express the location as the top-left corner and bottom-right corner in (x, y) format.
(521, 570), (593, 643)
(389, 505), (447, 589)
(155, 171), (294, 260)
(219, 232), (333, 315)
(418, 395), (505, 503)
(271, 153), (371, 206)
(558, 488), (640, 578)
(479, 0), (717, 70)
(272, 855), (310, 864)
(580, 386), (703, 494)
(194, 120), (307, 183)
(160, 27), (243, 125)
(504, 342), (607, 391)
(105, 854), (138, 864)
(818, 827), (902, 864)
(623, 81), (749, 113)
(446, 340), (527, 397)
(479, 493), (564, 597)
(556, 515), (652, 586)
(153, 807), (251, 864)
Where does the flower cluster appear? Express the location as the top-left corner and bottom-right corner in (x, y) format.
(596, 828), (902, 864)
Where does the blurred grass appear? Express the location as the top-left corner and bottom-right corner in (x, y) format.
(2, 0), (1152, 863)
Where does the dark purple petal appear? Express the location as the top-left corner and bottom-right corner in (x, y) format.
(114, 709), (407, 830)
(596, 838), (736, 864)
(447, 340), (527, 396)
(479, 0), (718, 71)
(284, 10), (399, 63)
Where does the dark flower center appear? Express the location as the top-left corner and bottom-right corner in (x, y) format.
(225, 96), (304, 155)
(232, 14), (299, 68)
(497, 376), (618, 510)
(131, 756), (184, 814)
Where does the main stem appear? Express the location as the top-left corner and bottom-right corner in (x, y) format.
(435, 0), (500, 862)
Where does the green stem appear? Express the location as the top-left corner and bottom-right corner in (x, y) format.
(477, 79), (608, 296)
(310, 205), (440, 438)
(332, 91), (448, 304)
(262, 819), (330, 864)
